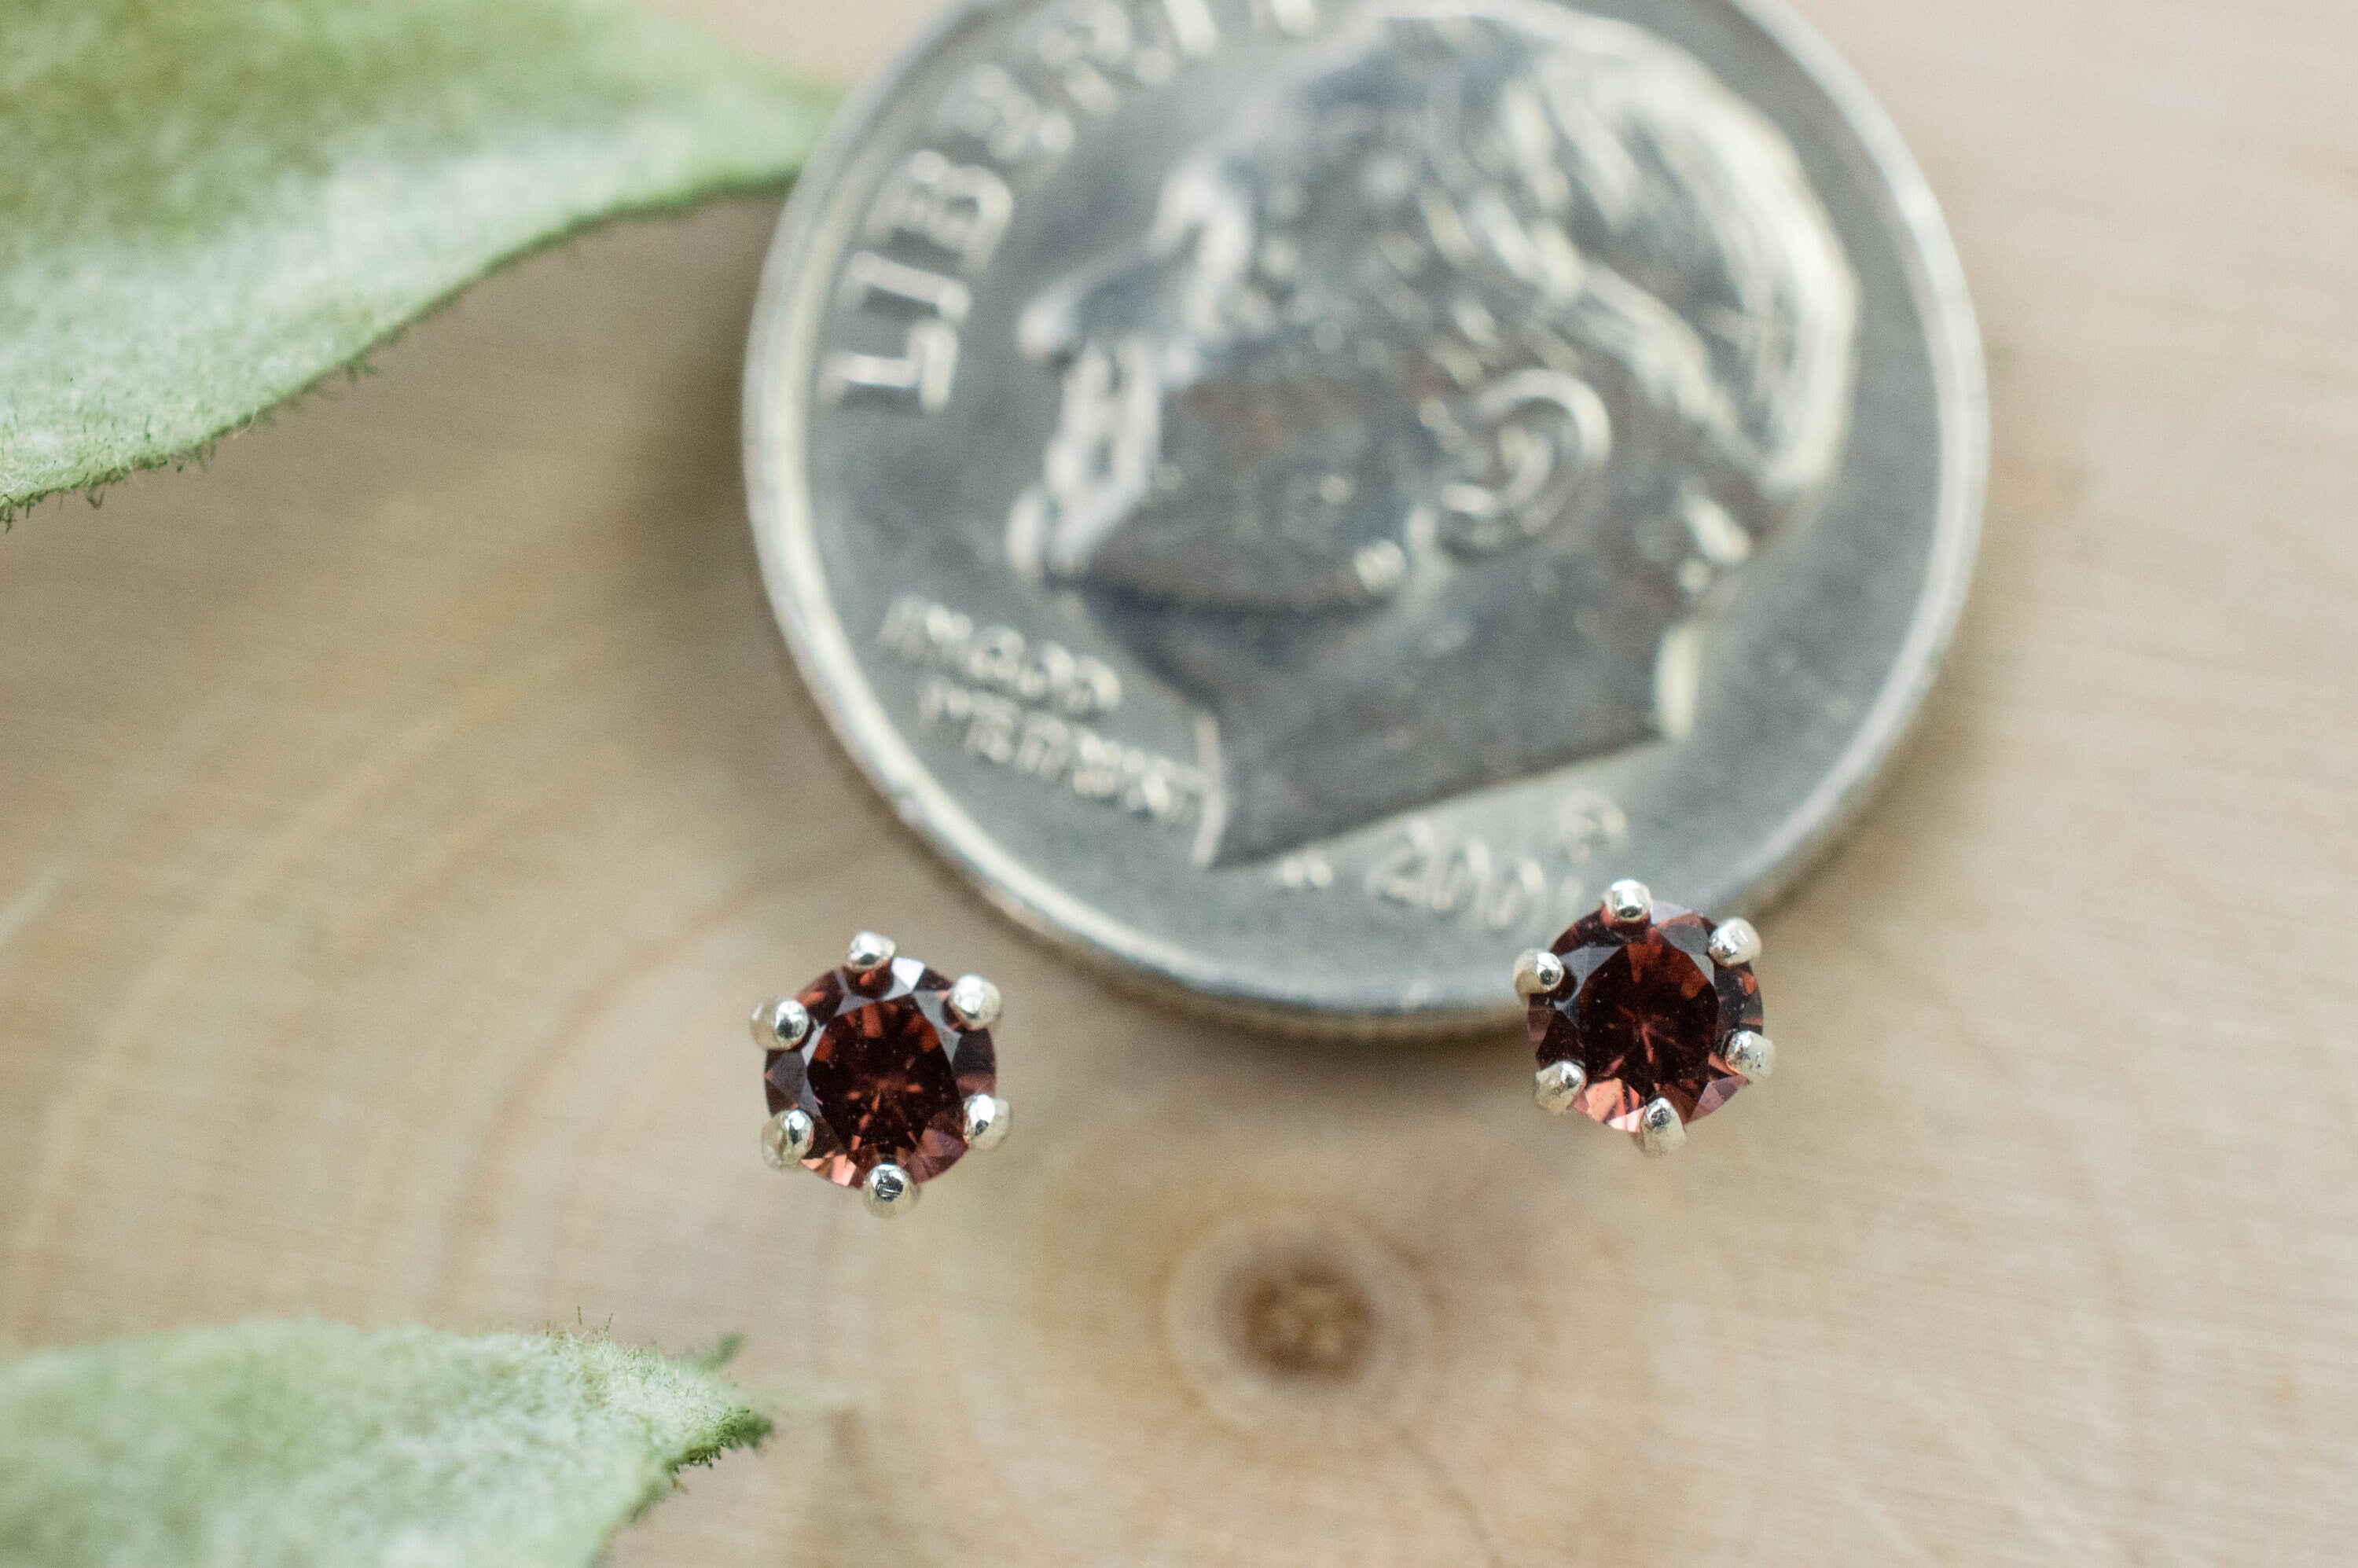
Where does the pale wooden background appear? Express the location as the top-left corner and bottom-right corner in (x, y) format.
(3, 1), (2354, 1563)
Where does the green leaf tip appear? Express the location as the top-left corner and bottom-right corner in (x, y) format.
(0, 0), (839, 523)
(0, 1319), (773, 1568)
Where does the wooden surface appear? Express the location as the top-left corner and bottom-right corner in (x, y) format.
(3, 1), (2355, 1562)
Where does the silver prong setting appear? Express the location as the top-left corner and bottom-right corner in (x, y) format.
(1533, 1060), (1585, 1114)
(1708, 918), (1762, 968)
(1726, 1030), (1776, 1081)
(845, 931), (897, 975)
(1512, 948), (1566, 998)
(1636, 1097), (1685, 1155)
(761, 1107), (816, 1170)
(962, 1092), (1010, 1150)
(1602, 879), (1652, 926)
(751, 997), (811, 1052)
(948, 974), (1002, 1030)
(863, 1162), (920, 1217)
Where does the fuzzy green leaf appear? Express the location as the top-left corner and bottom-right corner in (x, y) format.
(0, 0), (836, 520)
(0, 1320), (773, 1568)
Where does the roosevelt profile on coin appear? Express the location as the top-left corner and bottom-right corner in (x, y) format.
(1007, 0), (1860, 867)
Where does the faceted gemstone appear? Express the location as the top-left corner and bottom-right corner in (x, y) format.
(1528, 902), (1764, 1131)
(764, 957), (996, 1186)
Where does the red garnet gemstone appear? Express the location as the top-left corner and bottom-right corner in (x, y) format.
(1529, 902), (1763, 1131)
(764, 957), (995, 1186)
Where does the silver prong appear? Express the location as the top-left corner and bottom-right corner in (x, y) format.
(750, 997), (810, 1052)
(1726, 1030), (1776, 1081)
(1708, 918), (1761, 967)
(846, 931), (897, 975)
(1601, 879), (1652, 926)
(1533, 1060), (1585, 1114)
(1636, 1097), (1685, 1155)
(947, 974), (1002, 1030)
(1512, 948), (1566, 998)
(962, 1092), (1010, 1150)
(863, 1162), (920, 1217)
(761, 1107), (815, 1170)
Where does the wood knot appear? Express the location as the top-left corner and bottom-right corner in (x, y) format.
(1164, 1210), (1430, 1441)
(1235, 1263), (1375, 1379)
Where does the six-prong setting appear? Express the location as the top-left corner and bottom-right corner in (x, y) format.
(1600, 878), (1653, 927)
(1521, 887), (1772, 1155)
(948, 973), (1002, 1030)
(1636, 1097), (1686, 1156)
(1707, 918), (1762, 968)
(1533, 1059), (1585, 1114)
(751, 935), (1003, 1215)
(764, 899), (1759, 1188)
(1725, 1029), (1776, 1081)
(863, 1162), (920, 1217)
(761, 1107), (816, 1169)
(962, 1092), (1011, 1151)
(750, 997), (810, 1053)
(1512, 948), (1566, 998)
(844, 930), (897, 975)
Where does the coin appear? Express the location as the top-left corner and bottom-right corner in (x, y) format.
(744, 0), (1985, 1031)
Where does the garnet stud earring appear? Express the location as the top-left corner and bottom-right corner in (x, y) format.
(1514, 879), (1772, 1155)
(750, 931), (1008, 1216)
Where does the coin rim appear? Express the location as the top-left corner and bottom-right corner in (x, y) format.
(742, 0), (1988, 1033)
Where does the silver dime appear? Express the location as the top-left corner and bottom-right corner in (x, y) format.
(744, 0), (1985, 1031)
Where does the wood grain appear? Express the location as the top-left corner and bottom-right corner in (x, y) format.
(2, 2), (2354, 1563)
